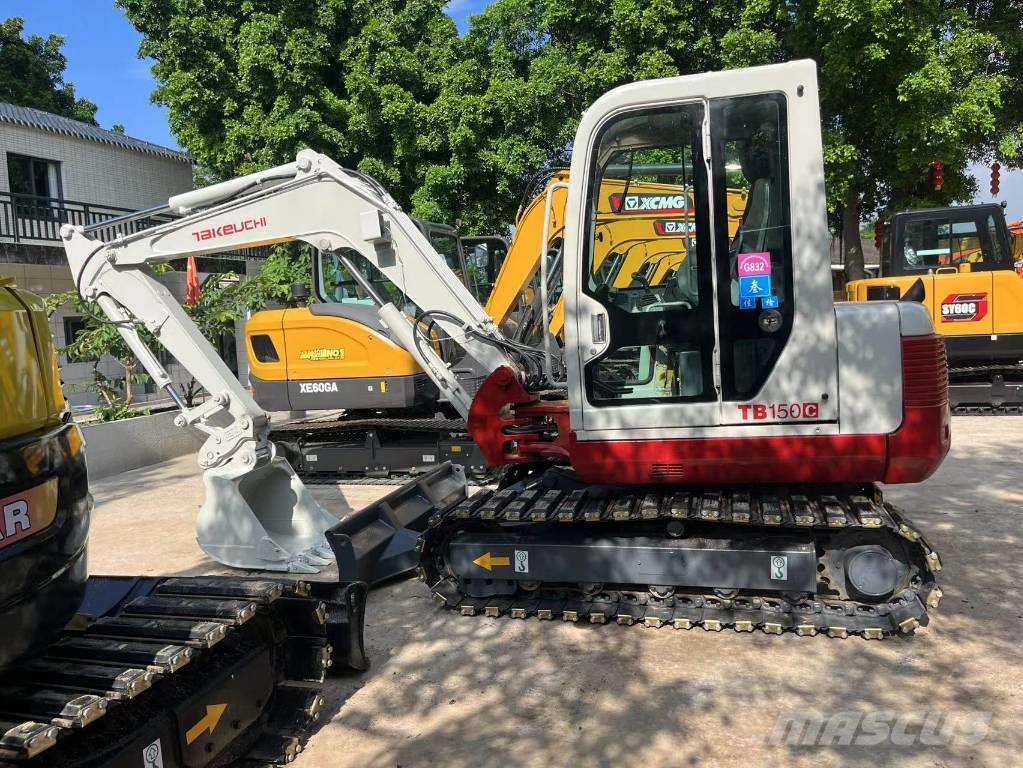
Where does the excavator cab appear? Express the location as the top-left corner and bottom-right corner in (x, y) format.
(564, 70), (839, 439)
(848, 204), (1023, 410)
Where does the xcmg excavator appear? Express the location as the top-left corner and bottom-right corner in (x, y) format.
(60, 61), (948, 641)
(253, 169), (748, 481)
(0, 279), (368, 767)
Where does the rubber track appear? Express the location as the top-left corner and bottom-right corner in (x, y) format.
(0, 578), (333, 766)
(950, 363), (1023, 415)
(416, 487), (943, 639)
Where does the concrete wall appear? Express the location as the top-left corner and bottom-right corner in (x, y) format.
(0, 123), (192, 209)
(81, 410), (204, 480)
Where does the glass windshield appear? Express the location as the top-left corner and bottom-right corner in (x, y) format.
(317, 247), (419, 314)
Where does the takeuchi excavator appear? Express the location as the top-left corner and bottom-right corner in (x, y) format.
(61, 60), (949, 640)
(0, 278), (368, 767)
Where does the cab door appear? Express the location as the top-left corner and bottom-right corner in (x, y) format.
(561, 61), (840, 439)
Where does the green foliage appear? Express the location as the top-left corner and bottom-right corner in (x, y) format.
(414, 0), (750, 232)
(46, 289), (152, 408)
(237, 245), (312, 308)
(0, 17), (98, 124)
(424, 0), (1019, 233)
(94, 401), (150, 423)
(122, 0), (1021, 244)
(118, 0), (460, 210)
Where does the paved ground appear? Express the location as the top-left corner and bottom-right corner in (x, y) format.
(89, 416), (1023, 768)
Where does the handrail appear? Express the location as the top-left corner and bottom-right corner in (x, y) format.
(0, 191), (267, 259)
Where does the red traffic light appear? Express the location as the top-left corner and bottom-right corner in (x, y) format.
(932, 161), (945, 191)
(991, 162), (1001, 196)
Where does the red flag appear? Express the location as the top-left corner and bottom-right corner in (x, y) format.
(185, 255), (200, 305)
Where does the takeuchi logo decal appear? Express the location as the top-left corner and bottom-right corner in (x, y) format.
(609, 192), (690, 215)
(940, 293), (988, 323)
(191, 217), (268, 242)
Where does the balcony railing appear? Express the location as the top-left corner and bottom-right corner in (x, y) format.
(0, 191), (268, 259)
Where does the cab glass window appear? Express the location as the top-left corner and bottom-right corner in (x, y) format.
(316, 247), (419, 314)
(711, 93), (794, 400)
(582, 103), (715, 403)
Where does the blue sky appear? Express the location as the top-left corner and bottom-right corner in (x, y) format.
(7, 1), (1022, 220)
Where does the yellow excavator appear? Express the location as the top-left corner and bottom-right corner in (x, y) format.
(0, 277), (367, 766)
(254, 172), (747, 480)
(847, 203), (1023, 411)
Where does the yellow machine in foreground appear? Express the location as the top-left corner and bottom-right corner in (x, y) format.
(0, 278), (367, 766)
(847, 203), (1023, 411)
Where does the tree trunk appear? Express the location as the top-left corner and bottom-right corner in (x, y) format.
(842, 189), (867, 282)
(123, 363), (134, 406)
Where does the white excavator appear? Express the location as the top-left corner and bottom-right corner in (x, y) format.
(62, 60), (949, 638)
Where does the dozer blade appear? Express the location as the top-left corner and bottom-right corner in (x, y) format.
(325, 462), (469, 585)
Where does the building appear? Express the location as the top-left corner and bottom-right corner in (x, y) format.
(0, 103), (244, 407)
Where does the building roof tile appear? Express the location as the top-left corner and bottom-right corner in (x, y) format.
(0, 103), (192, 163)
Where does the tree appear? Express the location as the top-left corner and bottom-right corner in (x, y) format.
(419, 0), (1019, 252)
(46, 291), (152, 421)
(118, 0), (460, 209)
(0, 17), (98, 124)
(414, 0), (747, 232)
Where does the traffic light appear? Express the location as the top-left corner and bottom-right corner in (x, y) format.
(932, 161), (945, 191)
(991, 162), (1001, 196)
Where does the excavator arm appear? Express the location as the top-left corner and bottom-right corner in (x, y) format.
(61, 150), (520, 572)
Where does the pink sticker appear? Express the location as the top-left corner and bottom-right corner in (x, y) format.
(738, 252), (772, 277)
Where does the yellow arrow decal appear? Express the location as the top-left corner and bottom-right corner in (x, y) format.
(185, 703), (228, 745)
(472, 552), (511, 571)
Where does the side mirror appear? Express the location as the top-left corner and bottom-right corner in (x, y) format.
(290, 282), (310, 305)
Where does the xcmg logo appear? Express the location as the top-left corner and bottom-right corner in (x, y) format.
(609, 193), (690, 215)
(191, 216), (268, 243)
(652, 219), (696, 236)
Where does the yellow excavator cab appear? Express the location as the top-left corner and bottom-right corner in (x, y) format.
(847, 203), (1023, 409)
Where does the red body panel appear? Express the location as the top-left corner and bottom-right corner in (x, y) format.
(467, 334), (951, 486)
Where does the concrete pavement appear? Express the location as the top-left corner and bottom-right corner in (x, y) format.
(88, 416), (1023, 767)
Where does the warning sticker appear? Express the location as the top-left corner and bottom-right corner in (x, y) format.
(770, 556), (788, 581)
(143, 739), (164, 768)
(514, 550), (529, 573)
